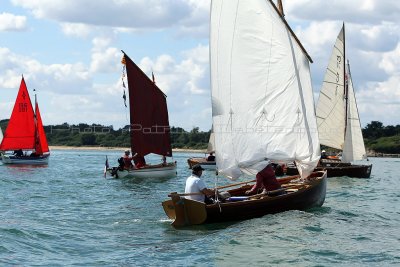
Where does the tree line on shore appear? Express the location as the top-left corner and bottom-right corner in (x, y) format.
(0, 120), (399, 153)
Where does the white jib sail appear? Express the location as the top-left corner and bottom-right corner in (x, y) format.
(210, 0), (320, 179)
(316, 25), (346, 150)
(206, 131), (215, 153)
(342, 64), (367, 162)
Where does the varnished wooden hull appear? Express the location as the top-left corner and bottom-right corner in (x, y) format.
(163, 171), (327, 227)
(187, 157), (216, 170)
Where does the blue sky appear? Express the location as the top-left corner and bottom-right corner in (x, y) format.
(1, 0), (399, 132)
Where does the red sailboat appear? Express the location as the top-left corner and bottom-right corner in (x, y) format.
(0, 76), (50, 164)
(108, 51), (177, 179)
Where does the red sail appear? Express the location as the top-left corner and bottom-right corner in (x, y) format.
(123, 52), (172, 157)
(0, 77), (36, 150)
(35, 101), (49, 154)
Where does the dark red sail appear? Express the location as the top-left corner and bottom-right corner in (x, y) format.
(123, 52), (172, 157)
(0, 77), (36, 150)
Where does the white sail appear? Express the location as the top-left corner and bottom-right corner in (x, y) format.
(316, 26), (346, 150)
(210, 0), (320, 180)
(206, 131), (215, 153)
(342, 63), (367, 162)
(0, 127), (3, 144)
(316, 24), (367, 162)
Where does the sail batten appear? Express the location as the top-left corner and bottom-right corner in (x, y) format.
(210, 0), (320, 180)
(123, 52), (172, 157)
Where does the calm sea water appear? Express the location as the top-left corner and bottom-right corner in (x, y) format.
(1, 149), (399, 266)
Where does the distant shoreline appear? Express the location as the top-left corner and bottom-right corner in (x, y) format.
(49, 145), (205, 153)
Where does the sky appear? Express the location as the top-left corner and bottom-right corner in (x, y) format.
(0, 0), (399, 132)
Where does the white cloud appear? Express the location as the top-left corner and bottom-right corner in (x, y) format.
(0, 12), (27, 31)
(379, 43), (400, 74)
(61, 22), (92, 38)
(11, 0), (197, 29)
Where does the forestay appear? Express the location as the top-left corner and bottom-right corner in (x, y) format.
(210, 0), (320, 179)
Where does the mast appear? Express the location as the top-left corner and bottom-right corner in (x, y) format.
(277, 0), (284, 17)
(343, 22), (348, 142)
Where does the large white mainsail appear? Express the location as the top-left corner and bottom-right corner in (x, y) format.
(210, 0), (320, 179)
(316, 24), (367, 163)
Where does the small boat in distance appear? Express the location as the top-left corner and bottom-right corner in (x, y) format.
(108, 51), (177, 179)
(187, 130), (216, 170)
(163, 0), (327, 227)
(0, 76), (50, 165)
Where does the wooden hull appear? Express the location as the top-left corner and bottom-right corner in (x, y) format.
(187, 157), (216, 170)
(286, 163), (372, 178)
(1, 154), (50, 165)
(108, 162), (177, 179)
(163, 171), (327, 227)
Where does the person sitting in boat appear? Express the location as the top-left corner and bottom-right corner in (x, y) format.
(245, 163), (282, 196)
(321, 150), (327, 159)
(30, 151), (38, 157)
(121, 150), (134, 170)
(206, 152), (215, 162)
(13, 149), (24, 157)
(161, 155), (167, 166)
(133, 153), (146, 168)
(185, 164), (217, 203)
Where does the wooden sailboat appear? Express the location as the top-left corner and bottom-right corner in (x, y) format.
(163, 0), (327, 227)
(108, 51), (177, 179)
(0, 77), (50, 165)
(187, 129), (216, 170)
(287, 24), (372, 178)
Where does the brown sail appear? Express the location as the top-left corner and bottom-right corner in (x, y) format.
(122, 51), (172, 157)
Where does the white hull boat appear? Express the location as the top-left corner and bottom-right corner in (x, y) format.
(109, 162), (177, 179)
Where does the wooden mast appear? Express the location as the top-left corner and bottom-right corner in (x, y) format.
(277, 0), (285, 17)
(268, 0), (313, 62)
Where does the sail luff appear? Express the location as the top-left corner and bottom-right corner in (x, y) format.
(210, 0), (320, 179)
(122, 52), (173, 157)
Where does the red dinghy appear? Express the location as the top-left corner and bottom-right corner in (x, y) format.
(0, 77), (50, 165)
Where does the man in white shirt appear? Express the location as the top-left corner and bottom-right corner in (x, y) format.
(185, 164), (216, 202)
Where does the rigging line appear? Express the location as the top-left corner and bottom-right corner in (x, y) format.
(228, 0), (240, 122)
